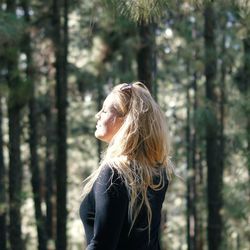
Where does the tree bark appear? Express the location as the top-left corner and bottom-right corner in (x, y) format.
(242, 37), (250, 201)
(21, 1), (48, 249)
(204, 2), (223, 250)
(28, 66), (48, 250)
(44, 97), (55, 241)
(219, 28), (226, 212)
(7, 0), (23, 249)
(186, 70), (198, 250)
(53, 0), (68, 249)
(191, 72), (199, 250)
(0, 96), (7, 250)
(137, 21), (156, 94)
(8, 102), (23, 250)
(186, 83), (194, 250)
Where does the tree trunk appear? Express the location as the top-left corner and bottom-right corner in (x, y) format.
(197, 149), (205, 250)
(44, 97), (55, 241)
(28, 67), (48, 250)
(0, 96), (7, 250)
(8, 102), (23, 250)
(191, 72), (199, 250)
(186, 83), (194, 250)
(21, 1), (48, 249)
(219, 28), (226, 212)
(7, 0), (23, 249)
(137, 21), (156, 94)
(242, 37), (250, 200)
(53, 0), (68, 248)
(204, 2), (223, 250)
(186, 70), (198, 250)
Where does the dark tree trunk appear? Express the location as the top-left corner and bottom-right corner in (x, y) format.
(120, 45), (132, 79)
(8, 102), (23, 250)
(242, 38), (250, 200)
(186, 84), (194, 250)
(53, 0), (68, 249)
(44, 97), (55, 241)
(186, 70), (198, 250)
(191, 72), (199, 250)
(219, 31), (226, 210)
(28, 66), (48, 250)
(137, 22), (156, 94)
(0, 96), (7, 250)
(21, 1), (48, 249)
(204, 2), (223, 250)
(6, 0), (23, 249)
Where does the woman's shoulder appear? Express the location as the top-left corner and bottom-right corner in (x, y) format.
(97, 164), (122, 183)
(94, 164), (127, 197)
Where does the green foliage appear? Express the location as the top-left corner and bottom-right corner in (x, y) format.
(102, 0), (170, 23)
(0, 11), (25, 51)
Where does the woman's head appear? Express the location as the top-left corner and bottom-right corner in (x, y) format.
(98, 82), (170, 167)
(94, 92), (124, 143)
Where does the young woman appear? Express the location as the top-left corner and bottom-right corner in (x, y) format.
(80, 82), (173, 250)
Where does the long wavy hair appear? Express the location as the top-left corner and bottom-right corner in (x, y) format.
(82, 81), (173, 234)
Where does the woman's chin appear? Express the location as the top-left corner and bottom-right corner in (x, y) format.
(94, 131), (101, 139)
(95, 131), (104, 140)
(94, 132), (110, 143)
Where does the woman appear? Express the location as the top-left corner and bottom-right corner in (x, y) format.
(80, 82), (173, 250)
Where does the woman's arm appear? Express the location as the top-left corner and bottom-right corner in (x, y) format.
(87, 165), (128, 250)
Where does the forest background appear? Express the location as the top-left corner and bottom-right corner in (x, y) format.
(0, 0), (249, 250)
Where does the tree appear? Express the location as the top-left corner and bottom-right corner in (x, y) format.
(204, 1), (223, 250)
(21, 1), (48, 249)
(0, 95), (7, 250)
(137, 21), (156, 93)
(44, 94), (55, 242)
(6, 0), (24, 249)
(52, 0), (69, 249)
(103, 0), (168, 93)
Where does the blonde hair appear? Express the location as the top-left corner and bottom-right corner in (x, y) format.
(82, 81), (173, 235)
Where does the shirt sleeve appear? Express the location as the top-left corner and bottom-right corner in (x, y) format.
(87, 165), (128, 250)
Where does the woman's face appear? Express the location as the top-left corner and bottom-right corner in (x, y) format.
(95, 93), (124, 143)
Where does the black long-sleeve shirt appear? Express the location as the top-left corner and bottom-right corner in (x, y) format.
(80, 165), (168, 250)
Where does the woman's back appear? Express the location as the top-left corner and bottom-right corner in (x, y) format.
(80, 165), (168, 250)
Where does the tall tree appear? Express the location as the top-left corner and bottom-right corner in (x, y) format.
(0, 95), (7, 250)
(52, 0), (68, 248)
(6, 0), (24, 249)
(186, 82), (194, 250)
(233, 0), (250, 221)
(242, 34), (250, 200)
(44, 94), (55, 241)
(204, 1), (223, 250)
(21, 1), (48, 249)
(104, 0), (165, 94)
(186, 69), (198, 250)
(137, 21), (156, 93)
(219, 18), (226, 219)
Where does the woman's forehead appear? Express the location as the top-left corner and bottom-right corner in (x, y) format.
(103, 93), (116, 108)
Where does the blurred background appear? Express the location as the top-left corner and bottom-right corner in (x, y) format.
(0, 0), (249, 250)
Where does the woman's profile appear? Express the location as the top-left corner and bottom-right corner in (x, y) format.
(80, 82), (173, 250)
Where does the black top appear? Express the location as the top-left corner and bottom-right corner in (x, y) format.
(80, 165), (168, 250)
